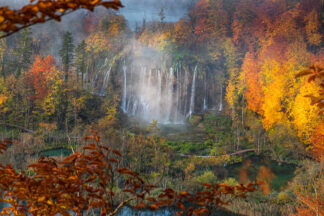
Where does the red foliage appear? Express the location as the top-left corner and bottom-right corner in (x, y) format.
(27, 55), (57, 100)
(191, 0), (228, 46)
(311, 122), (324, 161)
(243, 52), (264, 114)
(82, 12), (99, 34)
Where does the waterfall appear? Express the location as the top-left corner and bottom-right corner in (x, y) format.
(99, 64), (112, 96)
(157, 69), (162, 119)
(167, 67), (174, 121)
(183, 69), (188, 115)
(188, 64), (198, 117)
(120, 58), (205, 124)
(175, 65), (180, 121)
(121, 63), (127, 112)
(203, 73), (208, 111)
(218, 84), (223, 112)
(91, 73), (98, 92)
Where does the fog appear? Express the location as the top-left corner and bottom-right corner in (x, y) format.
(0, 0), (195, 29)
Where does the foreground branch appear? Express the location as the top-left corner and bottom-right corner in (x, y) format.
(108, 197), (136, 216)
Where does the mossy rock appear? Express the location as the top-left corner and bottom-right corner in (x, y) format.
(189, 115), (203, 126)
(276, 192), (290, 204)
(197, 123), (205, 129)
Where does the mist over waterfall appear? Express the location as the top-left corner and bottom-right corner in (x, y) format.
(122, 62), (184, 123)
(121, 62), (127, 112)
(117, 47), (222, 124)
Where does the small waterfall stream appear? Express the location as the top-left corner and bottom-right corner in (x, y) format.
(90, 58), (112, 96)
(99, 64), (112, 96)
(203, 73), (208, 111)
(121, 62), (127, 112)
(188, 64), (198, 117)
(218, 85), (223, 112)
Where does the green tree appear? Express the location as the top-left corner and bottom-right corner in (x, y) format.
(158, 7), (166, 24)
(59, 31), (74, 82)
(74, 40), (87, 87)
(0, 38), (6, 78)
(13, 28), (33, 76)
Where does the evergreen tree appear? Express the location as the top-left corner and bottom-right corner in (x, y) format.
(141, 18), (146, 33)
(158, 7), (165, 23)
(74, 40), (87, 87)
(13, 28), (33, 76)
(59, 31), (74, 82)
(0, 39), (7, 79)
(158, 7), (165, 30)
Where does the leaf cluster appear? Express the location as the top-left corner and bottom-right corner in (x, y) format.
(0, 131), (152, 216)
(0, 0), (123, 39)
(296, 64), (324, 115)
(135, 182), (259, 216)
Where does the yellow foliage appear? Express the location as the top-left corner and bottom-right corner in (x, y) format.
(261, 59), (286, 129)
(0, 94), (7, 105)
(225, 81), (236, 110)
(138, 27), (174, 52)
(292, 81), (320, 144)
(86, 31), (109, 54)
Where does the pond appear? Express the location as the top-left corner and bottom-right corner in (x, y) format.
(226, 155), (296, 191)
(0, 204), (238, 216)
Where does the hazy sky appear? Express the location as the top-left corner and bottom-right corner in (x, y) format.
(119, 0), (194, 28)
(0, 0), (194, 29)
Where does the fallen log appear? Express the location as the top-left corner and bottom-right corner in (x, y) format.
(0, 123), (34, 133)
(180, 149), (256, 158)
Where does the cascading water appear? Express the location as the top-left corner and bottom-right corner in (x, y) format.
(167, 67), (174, 121)
(121, 62), (127, 112)
(99, 64), (112, 96)
(218, 85), (223, 112)
(90, 58), (112, 96)
(203, 74), (208, 111)
(119, 55), (218, 123)
(122, 62), (188, 123)
(188, 64), (198, 117)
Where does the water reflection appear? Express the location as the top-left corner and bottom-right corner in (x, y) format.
(117, 206), (173, 216)
(0, 203), (174, 216)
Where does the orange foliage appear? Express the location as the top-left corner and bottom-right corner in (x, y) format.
(191, 0), (228, 46)
(86, 14), (127, 54)
(243, 52), (264, 114)
(0, 132), (153, 216)
(175, 18), (192, 46)
(232, 0), (259, 46)
(0, 0), (123, 38)
(27, 55), (57, 100)
(311, 122), (324, 161)
(295, 192), (324, 216)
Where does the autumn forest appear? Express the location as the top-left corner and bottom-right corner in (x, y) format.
(0, 0), (323, 215)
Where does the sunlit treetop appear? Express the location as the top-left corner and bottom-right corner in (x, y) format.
(0, 0), (123, 39)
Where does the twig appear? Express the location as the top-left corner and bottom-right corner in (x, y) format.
(108, 197), (136, 216)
